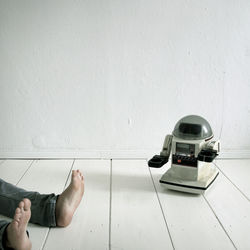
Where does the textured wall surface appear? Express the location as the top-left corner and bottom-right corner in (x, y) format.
(0, 0), (249, 158)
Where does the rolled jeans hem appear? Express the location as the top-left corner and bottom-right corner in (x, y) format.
(0, 221), (9, 250)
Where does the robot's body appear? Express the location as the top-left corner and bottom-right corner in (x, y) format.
(148, 115), (220, 194)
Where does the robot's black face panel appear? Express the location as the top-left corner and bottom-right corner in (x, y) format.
(176, 143), (195, 157)
(173, 115), (213, 140)
(179, 123), (201, 136)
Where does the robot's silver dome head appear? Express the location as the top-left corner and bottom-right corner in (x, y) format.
(173, 115), (213, 140)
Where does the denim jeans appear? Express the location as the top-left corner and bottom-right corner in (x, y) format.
(0, 178), (58, 250)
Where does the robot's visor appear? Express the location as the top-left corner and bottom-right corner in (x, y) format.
(179, 123), (201, 136)
(173, 115), (213, 140)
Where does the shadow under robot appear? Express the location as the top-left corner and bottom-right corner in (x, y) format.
(148, 115), (220, 194)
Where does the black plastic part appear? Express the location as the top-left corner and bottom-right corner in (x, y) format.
(198, 149), (218, 163)
(148, 155), (169, 168)
(172, 154), (198, 167)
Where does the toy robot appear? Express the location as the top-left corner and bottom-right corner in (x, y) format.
(148, 115), (220, 194)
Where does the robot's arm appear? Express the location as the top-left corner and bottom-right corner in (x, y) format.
(160, 135), (173, 157)
(206, 140), (220, 152)
(148, 135), (173, 168)
(198, 140), (220, 163)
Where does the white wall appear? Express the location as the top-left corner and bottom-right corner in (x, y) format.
(0, 0), (249, 158)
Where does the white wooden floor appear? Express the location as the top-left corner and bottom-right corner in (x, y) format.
(0, 159), (249, 250)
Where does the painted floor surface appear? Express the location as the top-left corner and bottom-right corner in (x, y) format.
(0, 159), (249, 250)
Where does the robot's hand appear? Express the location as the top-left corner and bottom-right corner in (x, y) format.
(148, 155), (169, 168)
(148, 134), (173, 168)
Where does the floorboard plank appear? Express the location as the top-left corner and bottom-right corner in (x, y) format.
(17, 159), (73, 250)
(111, 160), (173, 250)
(150, 162), (235, 250)
(0, 159), (33, 184)
(215, 159), (250, 200)
(204, 165), (250, 250)
(43, 159), (110, 250)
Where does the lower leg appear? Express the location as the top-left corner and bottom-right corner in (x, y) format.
(0, 178), (57, 227)
(0, 169), (84, 230)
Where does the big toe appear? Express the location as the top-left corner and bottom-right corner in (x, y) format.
(23, 199), (31, 211)
(72, 170), (77, 178)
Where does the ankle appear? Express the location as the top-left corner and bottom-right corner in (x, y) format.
(55, 196), (72, 227)
(56, 214), (72, 227)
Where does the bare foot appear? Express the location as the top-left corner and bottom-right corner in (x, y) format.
(56, 169), (84, 227)
(5, 198), (32, 250)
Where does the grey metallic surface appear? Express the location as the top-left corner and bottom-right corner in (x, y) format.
(173, 115), (213, 140)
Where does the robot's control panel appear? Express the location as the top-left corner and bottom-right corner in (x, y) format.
(172, 154), (197, 167)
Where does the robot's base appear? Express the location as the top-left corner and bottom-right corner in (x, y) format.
(159, 167), (219, 194)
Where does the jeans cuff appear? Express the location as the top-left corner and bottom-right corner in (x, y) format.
(49, 195), (58, 227)
(0, 222), (10, 250)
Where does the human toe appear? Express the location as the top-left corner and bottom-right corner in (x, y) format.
(15, 207), (21, 214)
(19, 201), (24, 210)
(14, 210), (21, 221)
(72, 170), (77, 177)
(23, 199), (31, 211)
